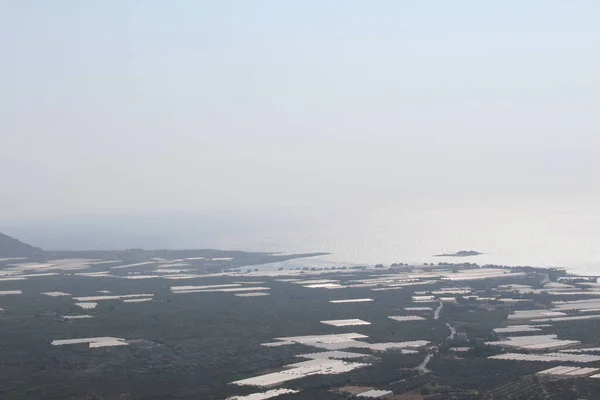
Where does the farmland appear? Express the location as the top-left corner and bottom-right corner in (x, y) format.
(2, 253), (600, 399)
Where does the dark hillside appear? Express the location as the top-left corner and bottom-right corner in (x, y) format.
(0, 232), (42, 257)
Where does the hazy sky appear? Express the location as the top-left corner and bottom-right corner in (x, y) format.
(2, 1), (599, 220)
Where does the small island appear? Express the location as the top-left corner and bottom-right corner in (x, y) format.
(435, 250), (482, 257)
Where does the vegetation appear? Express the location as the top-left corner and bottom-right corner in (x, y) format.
(0, 273), (448, 399)
(2, 247), (600, 399)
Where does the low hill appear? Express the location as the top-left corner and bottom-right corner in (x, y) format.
(0, 232), (42, 257)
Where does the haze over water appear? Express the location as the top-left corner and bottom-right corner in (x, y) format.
(5, 196), (600, 276)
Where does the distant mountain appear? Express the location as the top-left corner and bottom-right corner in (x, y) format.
(0, 232), (42, 257)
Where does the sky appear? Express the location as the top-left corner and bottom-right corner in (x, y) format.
(2, 1), (600, 221)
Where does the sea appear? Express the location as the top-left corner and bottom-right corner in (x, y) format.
(4, 198), (600, 276)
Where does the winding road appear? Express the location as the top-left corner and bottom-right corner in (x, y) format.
(415, 300), (459, 374)
(415, 301), (448, 374)
(433, 301), (443, 320)
(446, 323), (457, 340)
(416, 354), (432, 373)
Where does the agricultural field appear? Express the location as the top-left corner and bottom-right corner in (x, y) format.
(2, 253), (600, 399)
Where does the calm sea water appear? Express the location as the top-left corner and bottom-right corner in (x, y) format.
(5, 199), (600, 275)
